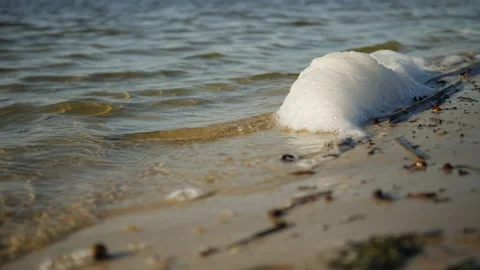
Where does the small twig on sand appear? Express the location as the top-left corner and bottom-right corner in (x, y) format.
(394, 136), (430, 160)
(226, 222), (291, 250)
(200, 190), (332, 258)
(226, 190), (333, 249)
(199, 222), (292, 258)
(286, 190), (333, 210)
(406, 192), (450, 203)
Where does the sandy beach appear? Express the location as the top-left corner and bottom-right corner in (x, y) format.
(3, 64), (480, 270)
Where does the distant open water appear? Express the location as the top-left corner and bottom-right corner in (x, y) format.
(1, 0), (480, 264)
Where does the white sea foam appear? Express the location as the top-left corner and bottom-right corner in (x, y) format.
(276, 50), (436, 136)
(440, 55), (466, 67)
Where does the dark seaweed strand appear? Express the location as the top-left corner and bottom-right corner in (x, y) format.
(374, 80), (462, 124)
(424, 61), (480, 84)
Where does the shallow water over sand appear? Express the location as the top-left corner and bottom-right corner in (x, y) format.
(1, 0), (480, 263)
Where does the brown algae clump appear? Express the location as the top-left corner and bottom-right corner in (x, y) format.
(329, 234), (423, 270)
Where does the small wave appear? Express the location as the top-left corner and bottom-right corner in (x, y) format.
(36, 101), (121, 116)
(166, 46), (199, 52)
(58, 53), (104, 61)
(44, 62), (75, 69)
(249, 72), (298, 81)
(88, 71), (152, 80)
(200, 83), (238, 91)
(0, 49), (12, 55)
(89, 43), (109, 49)
(0, 103), (40, 128)
(0, 67), (20, 73)
(70, 27), (130, 36)
(133, 88), (194, 97)
(108, 49), (162, 56)
(232, 72), (298, 84)
(0, 21), (50, 31)
(0, 37), (14, 44)
(21, 70), (187, 83)
(87, 70), (187, 81)
(0, 103), (36, 117)
(110, 113), (274, 142)
(0, 83), (27, 91)
(281, 20), (327, 27)
(155, 70), (189, 77)
(0, 21), (30, 28)
(22, 75), (84, 83)
(85, 91), (131, 100)
(185, 52), (226, 59)
(150, 98), (212, 108)
(348, 40), (404, 53)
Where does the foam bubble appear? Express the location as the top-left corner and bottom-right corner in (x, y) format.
(276, 50), (436, 136)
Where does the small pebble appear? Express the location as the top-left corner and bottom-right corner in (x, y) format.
(281, 154), (298, 162)
(432, 104), (442, 112)
(199, 245), (218, 257)
(268, 209), (286, 219)
(443, 163), (454, 174)
(415, 160), (427, 168)
(372, 189), (393, 202)
(436, 130), (448, 136)
(268, 208), (286, 226)
(90, 243), (109, 261)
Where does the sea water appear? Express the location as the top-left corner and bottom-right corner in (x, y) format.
(1, 0), (480, 264)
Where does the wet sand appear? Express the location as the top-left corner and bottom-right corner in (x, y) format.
(4, 71), (480, 270)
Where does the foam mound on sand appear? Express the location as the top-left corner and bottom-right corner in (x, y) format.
(276, 50), (436, 136)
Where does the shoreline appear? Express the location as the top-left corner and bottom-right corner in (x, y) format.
(4, 67), (480, 270)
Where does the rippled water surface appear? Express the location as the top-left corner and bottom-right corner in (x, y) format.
(1, 0), (480, 263)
